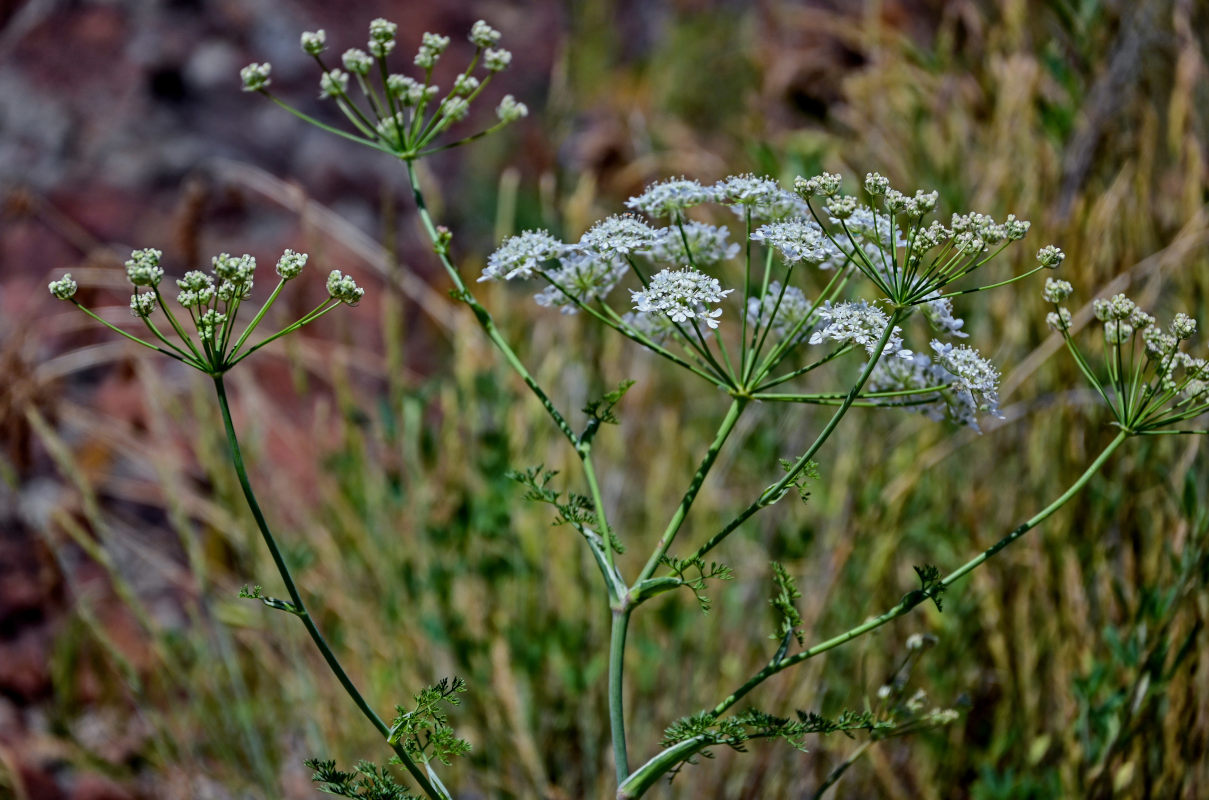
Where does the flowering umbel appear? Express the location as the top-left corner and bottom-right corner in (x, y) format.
(49, 249), (363, 374)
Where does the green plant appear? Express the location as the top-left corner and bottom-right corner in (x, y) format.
(45, 15), (1207, 800)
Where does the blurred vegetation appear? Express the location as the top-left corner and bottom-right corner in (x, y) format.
(5, 0), (1209, 798)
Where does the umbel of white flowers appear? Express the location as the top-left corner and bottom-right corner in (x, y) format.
(241, 18), (528, 160)
(474, 172), (1065, 431)
(49, 248), (365, 375)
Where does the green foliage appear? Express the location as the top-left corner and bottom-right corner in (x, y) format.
(777, 458), (819, 504)
(388, 678), (471, 767)
(305, 758), (418, 800)
(658, 554), (735, 612)
(583, 379), (637, 427)
(911, 564), (947, 612)
(768, 561), (805, 648)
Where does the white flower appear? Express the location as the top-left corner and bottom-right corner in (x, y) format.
(864, 173), (891, 195)
(198, 308), (227, 339)
(480, 230), (566, 281)
(578, 214), (658, 256)
(240, 62), (271, 92)
(484, 48), (512, 71)
(751, 218), (839, 265)
(326, 269), (365, 305)
(794, 172), (842, 197)
(129, 292), (158, 318)
(469, 20), (501, 48)
(1043, 278), (1073, 304)
(301, 30), (326, 56)
(626, 178), (716, 218)
(212, 253), (255, 283)
(276, 249), (308, 280)
(1171, 312), (1197, 340)
(49, 273), (78, 300)
(1036, 245), (1065, 269)
(714, 173), (786, 209)
(535, 252), (627, 313)
(320, 69), (349, 99)
(342, 48), (372, 75)
(369, 18), (398, 43)
(631, 267), (732, 328)
(826, 195), (858, 219)
(1046, 308), (1072, 331)
(496, 94), (528, 123)
(746, 282), (812, 341)
(930, 340), (1001, 423)
(650, 222), (739, 266)
(125, 248), (164, 287)
(920, 292), (967, 338)
(809, 301), (911, 359)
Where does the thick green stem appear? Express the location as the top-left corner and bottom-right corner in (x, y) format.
(609, 608), (632, 784)
(212, 377), (444, 799)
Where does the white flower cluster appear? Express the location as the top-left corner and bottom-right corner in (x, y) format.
(808, 301), (912, 359)
(626, 178), (716, 218)
(650, 222), (739, 266)
(579, 215), (659, 256)
(534, 252), (627, 314)
(920, 292), (967, 338)
(746, 282), (812, 342)
(240, 63), (271, 92)
(868, 342), (1002, 431)
(125, 248), (165, 287)
(631, 268), (733, 328)
(276, 250), (308, 280)
(480, 230), (566, 282)
(751, 218), (841, 265)
(49, 273), (78, 300)
(326, 269), (365, 305)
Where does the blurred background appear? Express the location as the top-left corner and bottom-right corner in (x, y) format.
(2, 0), (1209, 797)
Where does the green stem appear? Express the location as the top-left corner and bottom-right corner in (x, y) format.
(635, 398), (747, 585)
(689, 312), (903, 563)
(404, 160), (578, 446)
(708, 430), (1129, 718)
(609, 608), (632, 785)
(212, 377), (444, 799)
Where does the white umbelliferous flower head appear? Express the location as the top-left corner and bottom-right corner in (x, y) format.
(864, 172), (890, 196)
(751, 218), (838, 265)
(480, 230), (566, 281)
(1171, 312), (1197, 340)
(496, 94), (528, 123)
(342, 48), (372, 75)
(326, 270), (365, 305)
(440, 98), (470, 122)
(651, 222), (739, 266)
(125, 248), (165, 287)
(535, 252), (626, 313)
(240, 62), (271, 92)
(920, 292), (967, 337)
(578, 214), (658, 256)
(1037, 245), (1065, 269)
(301, 30), (326, 56)
(1047, 308), (1072, 331)
(212, 253), (256, 283)
(931, 340), (1000, 414)
(320, 69), (349, 99)
(369, 18), (397, 43)
(367, 19), (397, 57)
(469, 20), (501, 48)
(49, 273), (78, 300)
(1003, 215), (1030, 240)
(809, 301), (911, 358)
(484, 48), (512, 71)
(713, 174), (784, 209)
(452, 74), (480, 97)
(276, 250), (308, 280)
(415, 33), (450, 68)
(825, 195), (858, 220)
(794, 172), (842, 197)
(176, 270), (215, 308)
(626, 178), (716, 218)
(198, 308), (227, 339)
(631, 267), (733, 328)
(1043, 278), (1073, 303)
(130, 292), (158, 318)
